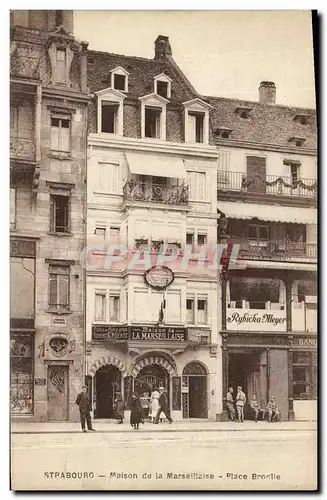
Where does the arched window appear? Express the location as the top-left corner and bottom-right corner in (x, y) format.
(183, 361), (207, 376)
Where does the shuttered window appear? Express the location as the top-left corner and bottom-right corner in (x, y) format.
(51, 116), (70, 152)
(49, 265), (70, 309)
(95, 292), (106, 321)
(188, 171), (206, 201)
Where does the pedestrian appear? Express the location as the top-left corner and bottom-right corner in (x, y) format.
(154, 386), (173, 424)
(130, 392), (143, 430)
(226, 387), (236, 421)
(250, 394), (260, 422)
(149, 386), (160, 423)
(267, 396), (280, 423)
(235, 385), (246, 422)
(140, 392), (150, 421)
(75, 385), (96, 433)
(114, 392), (125, 424)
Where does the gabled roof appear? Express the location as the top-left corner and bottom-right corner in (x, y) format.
(87, 50), (197, 104)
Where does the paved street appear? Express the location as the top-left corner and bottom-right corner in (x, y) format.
(11, 423), (317, 491)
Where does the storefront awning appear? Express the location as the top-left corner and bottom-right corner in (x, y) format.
(218, 201), (317, 225)
(126, 152), (188, 179)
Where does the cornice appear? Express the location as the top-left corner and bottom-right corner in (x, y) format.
(213, 138), (317, 156)
(88, 134), (219, 159)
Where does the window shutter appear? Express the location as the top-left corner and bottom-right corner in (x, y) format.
(95, 294), (105, 321)
(188, 113), (196, 143)
(49, 276), (57, 306)
(61, 124), (70, 152)
(49, 196), (55, 231)
(10, 188), (16, 227)
(59, 274), (69, 306)
(51, 123), (60, 151)
(198, 172), (206, 200)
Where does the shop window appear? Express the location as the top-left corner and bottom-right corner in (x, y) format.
(49, 265), (70, 310)
(10, 335), (34, 415)
(95, 292), (106, 321)
(50, 193), (70, 233)
(292, 351), (317, 399)
(51, 116), (70, 153)
(101, 102), (119, 134)
(145, 107), (162, 138)
(248, 224), (269, 241)
(109, 295), (120, 322)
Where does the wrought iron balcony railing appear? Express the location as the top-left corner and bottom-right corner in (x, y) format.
(10, 136), (36, 161)
(123, 180), (189, 205)
(231, 238), (317, 261)
(217, 170), (317, 198)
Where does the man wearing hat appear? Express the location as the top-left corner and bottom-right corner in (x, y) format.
(75, 385), (96, 433)
(154, 386), (173, 424)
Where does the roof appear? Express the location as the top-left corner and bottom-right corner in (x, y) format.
(206, 95), (317, 150)
(87, 50), (197, 104)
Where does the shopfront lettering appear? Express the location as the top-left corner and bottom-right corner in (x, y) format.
(92, 325), (129, 341)
(227, 312), (286, 327)
(130, 326), (187, 342)
(296, 338), (317, 347)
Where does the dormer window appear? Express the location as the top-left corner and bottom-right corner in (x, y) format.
(294, 114), (310, 126)
(183, 99), (211, 145)
(96, 88), (126, 136)
(215, 128), (233, 139)
(110, 66), (129, 93)
(139, 94), (168, 140)
(289, 137), (306, 147)
(235, 107), (252, 119)
(153, 73), (172, 100)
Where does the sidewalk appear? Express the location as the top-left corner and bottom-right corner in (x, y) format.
(11, 419), (317, 434)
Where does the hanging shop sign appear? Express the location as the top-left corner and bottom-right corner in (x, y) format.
(130, 325), (187, 342)
(92, 325), (129, 341)
(144, 265), (174, 291)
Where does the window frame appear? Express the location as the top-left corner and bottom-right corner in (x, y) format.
(183, 98), (211, 145)
(50, 113), (71, 155)
(139, 94), (168, 140)
(109, 294), (121, 323)
(94, 290), (107, 322)
(96, 88), (126, 136)
(186, 295), (208, 325)
(48, 265), (70, 311)
(292, 351), (317, 400)
(110, 66), (129, 93)
(153, 73), (172, 99)
(49, 191), (71, 234)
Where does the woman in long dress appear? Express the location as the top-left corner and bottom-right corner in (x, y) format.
(114, 392), (125, 424)
(149, 387), (160, 423)
(130, 393), (142, 430)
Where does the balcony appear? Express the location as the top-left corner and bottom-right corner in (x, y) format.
(217, 171), (317, 199)
(10, 136), (36, 163)
(231, 238), (317, 262)
(123, 180), (189, 206)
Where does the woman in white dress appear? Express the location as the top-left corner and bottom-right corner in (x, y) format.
(149, 387), (160, 423)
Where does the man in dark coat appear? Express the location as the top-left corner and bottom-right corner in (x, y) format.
(154, 386), (173, 424)
(75, 385), (96, 433)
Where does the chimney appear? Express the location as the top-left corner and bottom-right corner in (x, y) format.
(258, 81), (276, 104)
(154, 35), (172, 60)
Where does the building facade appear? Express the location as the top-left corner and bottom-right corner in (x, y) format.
(209, 82), (317, 421)
(10, 10), (89, 421)
(85, 37), (222, 421)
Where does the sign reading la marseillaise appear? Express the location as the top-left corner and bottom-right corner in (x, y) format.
(92, 325), (187, 342)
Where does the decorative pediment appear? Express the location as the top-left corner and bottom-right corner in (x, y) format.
(154, 73), (172, 83)
(139, 92), (169, 106)
(183, 98), (212, 111)
(95, 87), (126, 101)
(110, 66), (130, 76)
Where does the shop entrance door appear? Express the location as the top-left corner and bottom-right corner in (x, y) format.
(228, 350), (267, 418)
(95, 365), (121, 418)
(47, 365), (69, 421)
(182, 362), (208, 419)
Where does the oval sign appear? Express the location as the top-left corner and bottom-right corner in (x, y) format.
(145, 266), (174, 291)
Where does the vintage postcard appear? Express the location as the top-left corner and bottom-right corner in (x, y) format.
(10, 9), (317, 491)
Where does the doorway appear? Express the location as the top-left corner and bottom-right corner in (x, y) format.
(95, 365), (121, 418)
(182, 362), (208, 418)
(228, 350), (267, 417)
(47, 365), (69, 421)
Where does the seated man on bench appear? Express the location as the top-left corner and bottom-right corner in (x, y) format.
(249, 394), (261, 422)
(267, 396), (280, 422)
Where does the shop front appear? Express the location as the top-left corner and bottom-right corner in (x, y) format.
(87, 324), (216, 421)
